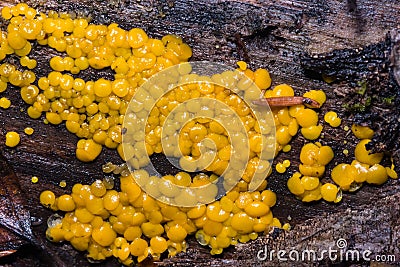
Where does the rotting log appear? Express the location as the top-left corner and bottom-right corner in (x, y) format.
(0, 0), (399, 266)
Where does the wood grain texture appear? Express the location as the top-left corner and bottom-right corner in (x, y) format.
(0, 0), (399, 266)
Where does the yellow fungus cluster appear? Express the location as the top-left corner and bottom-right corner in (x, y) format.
(275, 159), (290, 173)
(324, 111), (341, 127)
(287, 142), (336, 202)
(331, 137), (396, 190)
(0, 3), (192, 162)
(266, 86), (326, 142)
(264, 85), (326, 143)
(119, 62), (277, 195)
(41, 170), (281, 265)
(2, 3), (397, 265)
(288, 125), (397, 202)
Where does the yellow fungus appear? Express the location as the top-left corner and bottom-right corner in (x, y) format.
(150, 236), (168, 254)
(59, 180), (67, 188)
(275, 163), (286, 174)
(244, 201), (269, 217)
(331, 163), (357, 191)
(366, 164), (388, 185)
(320, 183), (340, 202)
(5, 131), (20, 147)
(303, 90), (326, 107)
(299, 164), (325, 177)
(301, 125), (323, 140)
(282, 159), (290, 168)
(94, 78), (112, 97)
(295, 109), (318, 128)
(57, 195), (75, 211)
(282, 223), (291, 231)
(0, 81), (7, 93)
(299, 143), (319, 165)
(354, 139), (383, 165)
(351, 124), (374, 139)
(0, 97), (11, 109)
(287, 173), (305, 195)
(300, 176), (319, 191)
(31, 176), (39, 183)
(324, 111), (341, 127)
(7, 31), (27, 50)
(236, 61), (247, 71)
(13, 3), (399, 264)
(40, 190), (56, 208)
(254, 68), (271, 90)
(92, 223), (117, 247)
(386, 167), (398, 179)
(76, 139), (102, 162)
(24, 127), (34, 135)
(130, 238), (148, 257)
(271, 84), (294, 97)
(282, 144), (291, 152)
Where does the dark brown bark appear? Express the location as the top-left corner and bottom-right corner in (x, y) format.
(0, 0), (399, 266)
(0, 153), (32, 255)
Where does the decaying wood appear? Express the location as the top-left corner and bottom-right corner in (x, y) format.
(158, 191), (400, 267)
(0, 0), (399, 266)
(301, 31), (400, 171)
(0, 153), (33, 255)
(0, 153), (68, 266)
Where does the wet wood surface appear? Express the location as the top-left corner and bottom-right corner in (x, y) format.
(0, 0), (399, 266)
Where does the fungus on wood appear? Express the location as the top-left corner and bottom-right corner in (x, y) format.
(0, 0), (399, 266)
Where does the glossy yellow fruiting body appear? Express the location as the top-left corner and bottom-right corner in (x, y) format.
(40, 190), (56, 207)
(275, 163), (287, 173)
(41, 167), (282, 264)
(129, 238), (148, 257)
(289, 142), (335, 202)
(287, 172), (304, 196)
(31, 176), (39, 183)
(351, 124), (374, 139)
(0, 97), (11, 108)
(76, 139), (102, 162)
(366, 164), (388, 185)
(303, 90), (326, 106)
(236, 61), (247, 71)
(386, 166), (398, 179)
(57, 195), (76, 211)
(24, 127), (34, 135)
(301, 125), (323, 140)
(295, 109), (318, 128)
(324, 111), (341, 127)
(354, 139), (383, 165)
(331, 163), (357, 191)
(253, 68), (271, 90)
(301, 176), (319, 191)
(320, 183), (340, 202)
(270, 84), (294, 97)
(5, 131), (20, 147)
(92, 222), (116, 247)
(0, 6), (194, 164)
